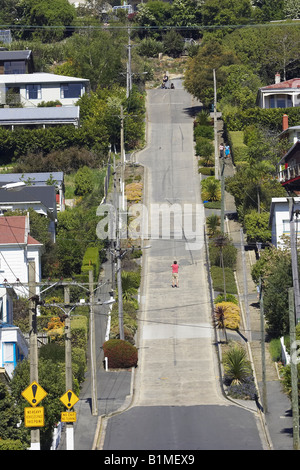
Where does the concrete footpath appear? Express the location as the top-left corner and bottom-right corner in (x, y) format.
(220, 152), (294, 451)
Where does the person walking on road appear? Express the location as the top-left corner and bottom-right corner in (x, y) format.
(171, 261), (179, 288)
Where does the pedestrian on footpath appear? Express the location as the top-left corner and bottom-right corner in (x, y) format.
(225, 145), (231, 158)
(171, 261), (179, 288)
(219, 143), (224, 158)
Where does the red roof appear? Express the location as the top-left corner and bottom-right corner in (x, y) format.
(0, 216), (41, 245)
(261, 78), (300, 90)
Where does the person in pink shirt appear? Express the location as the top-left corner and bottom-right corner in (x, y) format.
(171, 261), (179, 288)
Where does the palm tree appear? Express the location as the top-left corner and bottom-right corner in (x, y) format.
(213, 304), (228, 343)
(206, 213), (220, 237)
(223, 344), (252, 385)
(213, 233), (229, 300)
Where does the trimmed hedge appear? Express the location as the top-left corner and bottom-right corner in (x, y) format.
(103, 339), (138, 369)
(81, 246), (100, 280)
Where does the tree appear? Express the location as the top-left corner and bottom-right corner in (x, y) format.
(201, 0), (252, 26)
(74, 166), (94, 196)
(201, 176), (221, 201)
(162, 30), (184, 58)
(0, 382), (28, 445)
(184, 39), (238, 106)
(10, 358), (65, 449)
(54, 29), (126, 91)
(243, 210), (271, 244)
(284, 0), (300, 18)
(15, 0), (76, 42)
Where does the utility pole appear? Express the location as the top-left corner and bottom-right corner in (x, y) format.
(259, 278), (267, 414)
(220, 154), (225, 233)
(28, 261), (40, 450)
(116, 190), (124, 340)
(64, 285), (74, 450)
(213, 69), (219, 180)
(120, 105), (125, 210)
(89, 269), (98, 416)
(289, 287), (300, 450)
(126, 27), (132, 98)
(240, 228), (251, 342)
(289, 198), (300, 322)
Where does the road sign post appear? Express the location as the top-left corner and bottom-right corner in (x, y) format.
(60, 390), (79, 450)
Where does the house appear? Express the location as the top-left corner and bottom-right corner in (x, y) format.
(0, 215), (43, 298)
(269, 197), (300, 248)
(277, 140), (300, 193)
(257, 74), (300, 109)
(0, 172), (65, 212)
(0, 49), (34, 74)
(0, 185), (57, 242)
(0, 286), (28, 379)
(278, 113), (300, 146)
(0, 72), (90, 107)
(0, 106), (80, 130)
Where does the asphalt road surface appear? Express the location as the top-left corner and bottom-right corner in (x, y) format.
(102, 79), (266, 451)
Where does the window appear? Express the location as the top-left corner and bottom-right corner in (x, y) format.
(4, 61), (26, 74)
(26, 84), (41, 100)
(60, 83), (82, 99)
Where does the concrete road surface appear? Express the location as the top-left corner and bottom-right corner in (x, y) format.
(102, 79), (266, 451)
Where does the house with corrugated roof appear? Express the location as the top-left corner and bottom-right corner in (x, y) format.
(0, 49), (34, 74)
(257, 74), (300, 109)
(0, 72), (89, 107)
(0, 185), (57, 242)
(0, 215), (43, 297)
(0, 172), (65, 212)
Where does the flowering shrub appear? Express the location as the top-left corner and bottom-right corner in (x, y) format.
(215, 301), (240, 330)
(125, 182), (143, 203)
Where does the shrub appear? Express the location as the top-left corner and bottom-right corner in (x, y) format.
(194, 125), (214, 140)
(225, 376), (257, 400)
(268, 338), (282, 362)
(223, 342), (252, 385)
(215, 301), (240, 330)
(209, 241), (237, 269)
(210, 266), (237, 294)
(214, 293), (238, 305)
(81, 246), (100, 280)
(103, 339), (138, 368)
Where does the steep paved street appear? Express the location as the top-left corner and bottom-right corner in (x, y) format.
(102, 80), (267, 450)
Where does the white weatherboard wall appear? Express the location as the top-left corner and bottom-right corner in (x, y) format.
(0, 245), (41, 297)
(270, 197), (300, 248)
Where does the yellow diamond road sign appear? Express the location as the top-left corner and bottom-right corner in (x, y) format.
(21, 381), (47, 407)
(60, 390), (79, 409)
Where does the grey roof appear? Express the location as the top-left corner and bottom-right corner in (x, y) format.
(0, 185), (56, 211)
(0, 172), (64, 185)
(0, 72), (89, 85)
(0, 106), (80, 126)
(0, 50), (32, 61)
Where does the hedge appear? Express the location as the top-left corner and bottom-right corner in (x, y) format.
(223, 106), (300, 132)
(210, 266), (237, 294)
(103, 339), (138, 368)
(81, 246), (100, 280)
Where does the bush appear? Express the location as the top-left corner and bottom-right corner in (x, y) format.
(215, 301), (240, 330)
(214, 293), (238, 305)
(268, 338), (282, 362)
(194, 125), (214, 140)
(223, 342), (252, 385)
(81, 246), (100, 280)
(103, 339), (138, 368)
(0, 439), (26, 450)
(210, 266), (237, 294)
(209, 241), (237, 269)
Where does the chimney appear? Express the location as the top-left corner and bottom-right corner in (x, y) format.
(275, 73), (281, 84)
(283, 114), (289, 131)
